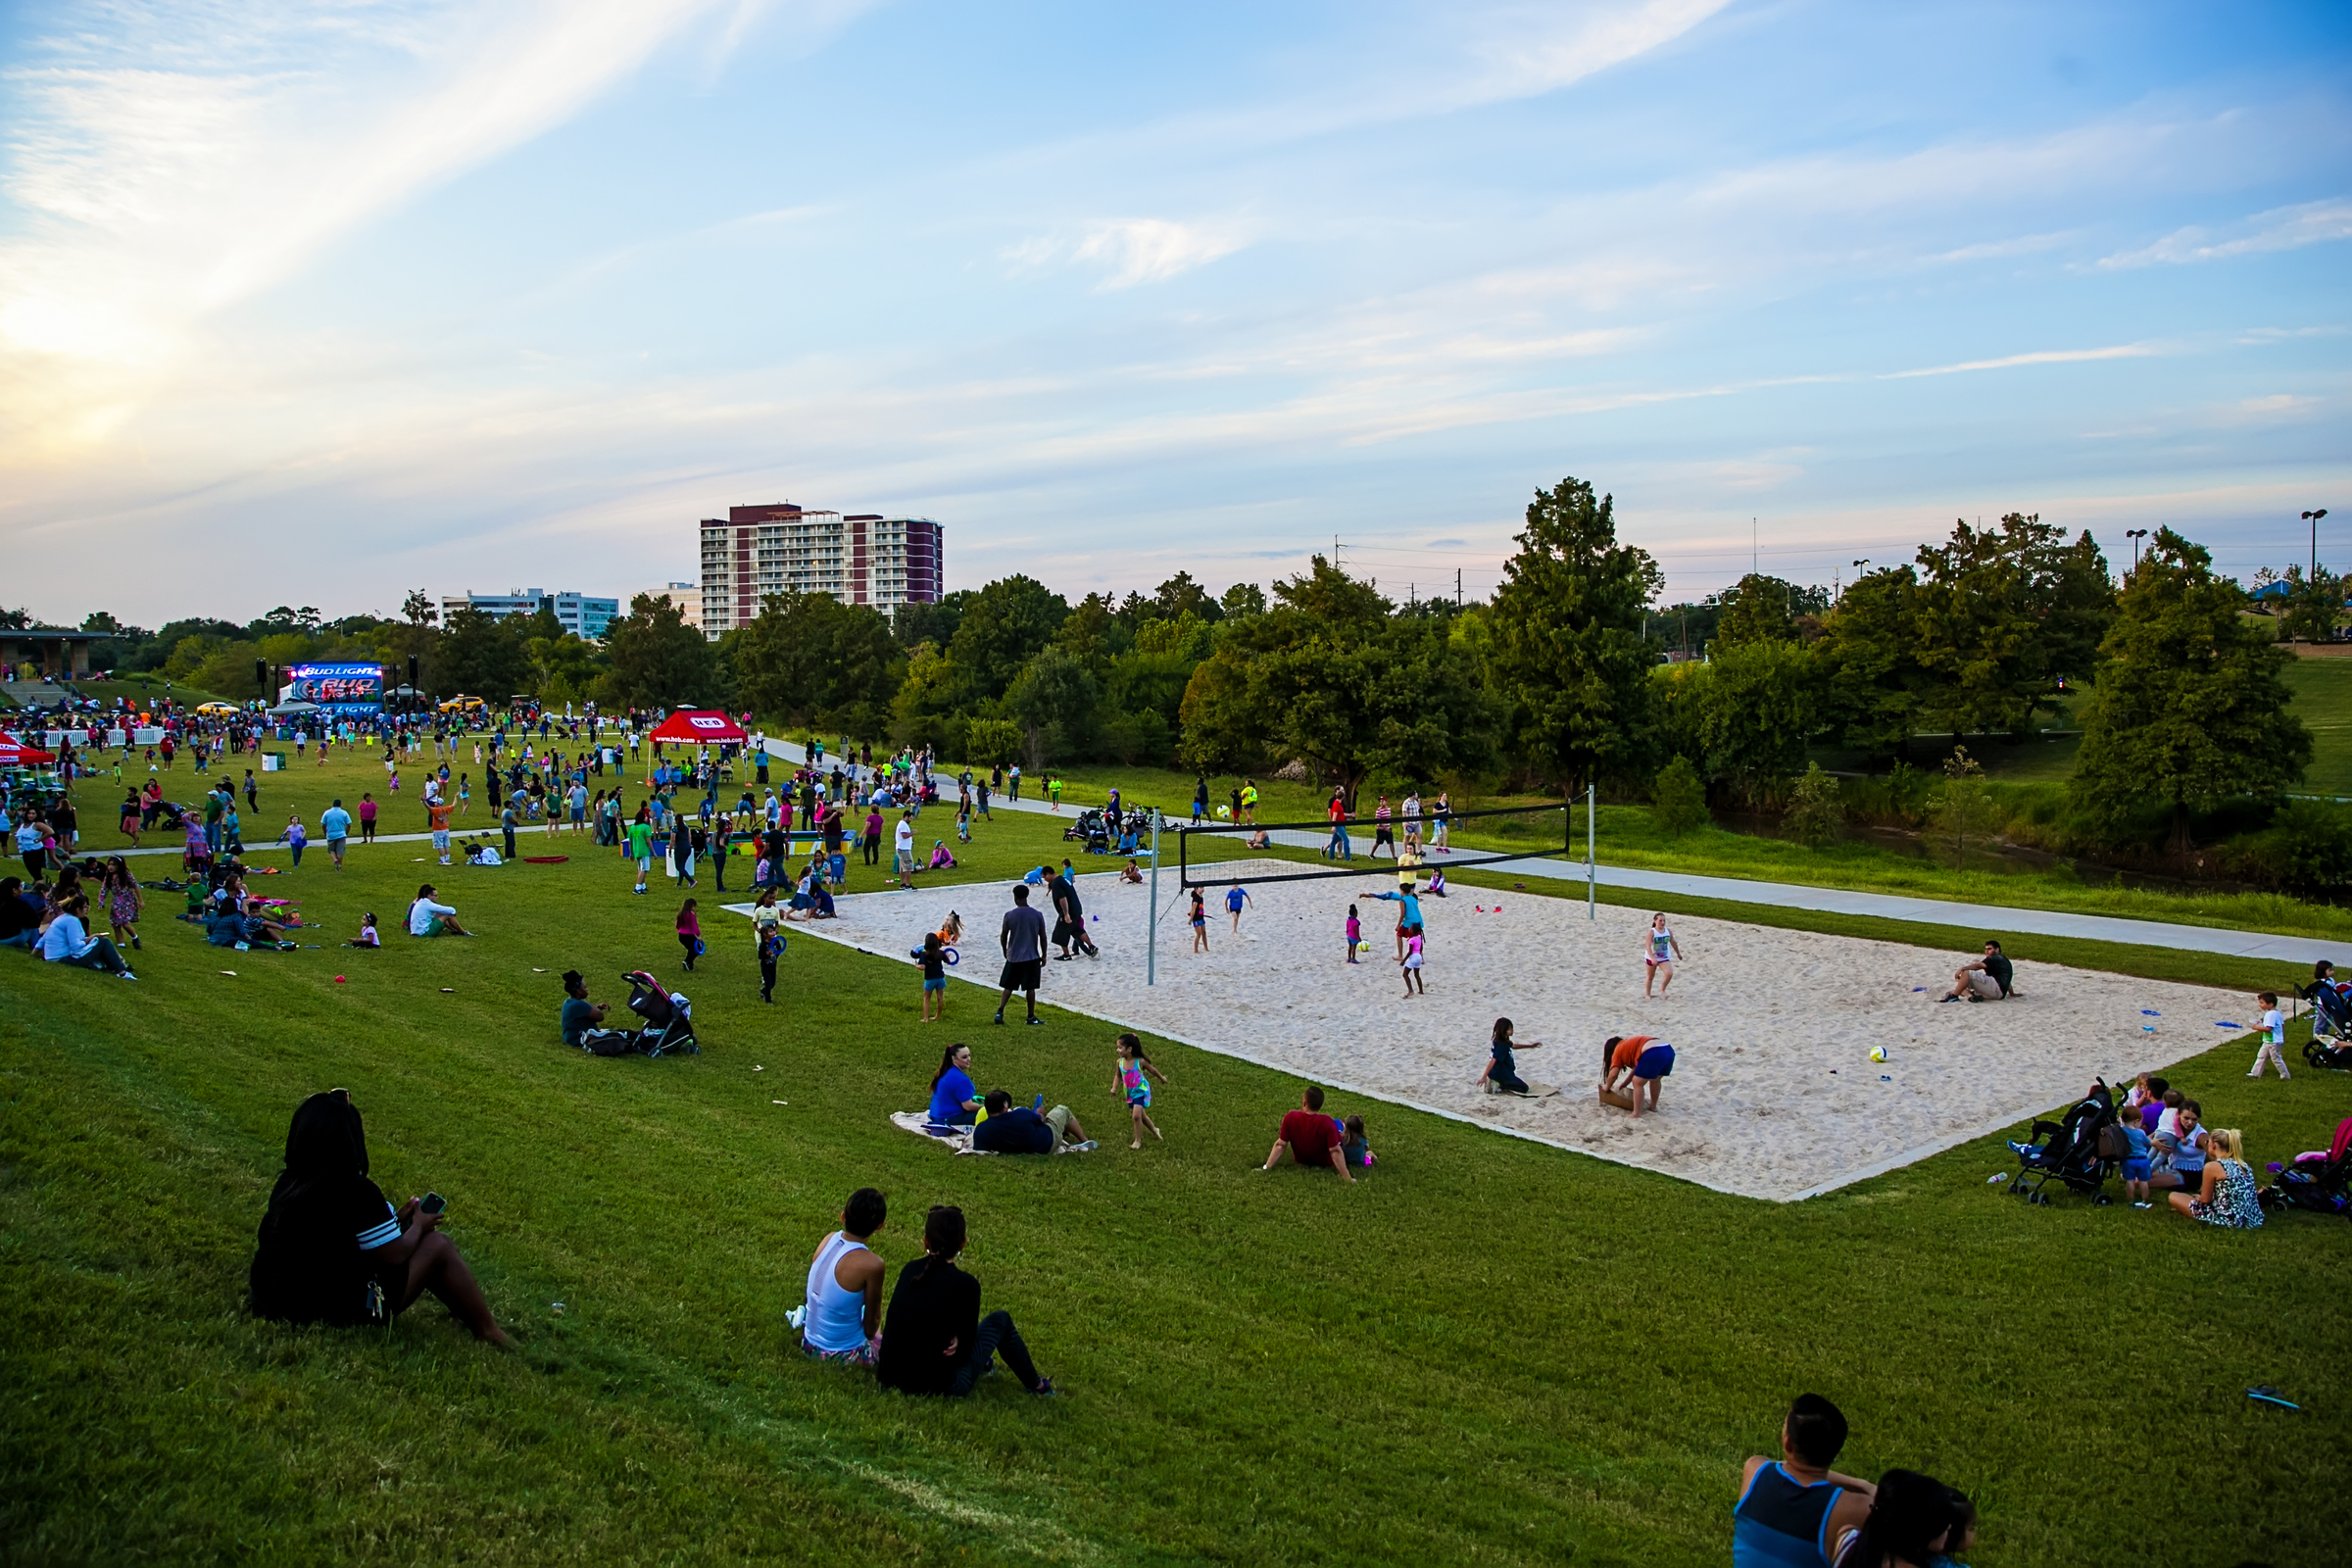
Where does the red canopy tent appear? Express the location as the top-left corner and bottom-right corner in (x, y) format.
(646, 710), (748, 746)
(0, 733), (58, 766)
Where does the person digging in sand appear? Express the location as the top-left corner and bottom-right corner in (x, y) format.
(1599, 1034), (1675, 1118)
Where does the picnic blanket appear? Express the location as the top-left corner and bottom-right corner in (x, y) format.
(887, 1109), (1090, 1155)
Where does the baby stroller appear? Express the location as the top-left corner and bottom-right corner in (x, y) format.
(623, 970), (700, 1056)
(2260, 1115), (2352, 1217)
(2297, 980), (2352, 1047)
(2005, 1080), (2117, 1205)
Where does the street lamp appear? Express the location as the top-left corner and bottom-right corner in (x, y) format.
(2307, 509), (2330, 582)
(2126, 528), (2148, 572)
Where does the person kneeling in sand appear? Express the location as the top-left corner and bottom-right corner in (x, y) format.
(1598, 1034), (1675, 1118)
(1938, 940), (2014, 1003)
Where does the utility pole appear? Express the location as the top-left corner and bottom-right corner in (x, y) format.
(1147, 809), (1160, 986)
(1752, 517), (1758, 579)
(1456, 568), (1462, 607)
(1587, 782), (1596, 921)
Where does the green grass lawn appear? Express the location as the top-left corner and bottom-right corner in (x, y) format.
(6, 761), (2351, 1566)
(2282, 658), (2352, 798)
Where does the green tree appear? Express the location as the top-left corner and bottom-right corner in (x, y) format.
(963, 716), (1023, 766)
(1006, 645), (1101, 766)
(1177, 559), (1492, 796)
(2073, 528), (2312, 856)
(1910, 514), (2112, 739)
(2275, 565), (2343, 644)
(1649, 755), (1708, 836)
(1219, 581), (1267, 620)
(401, 589), (439, 628)
(1816, 566), (1928, 757)
(1712, 573), (1799, 648)
(1484, 475), (1663, 791)
(891, 590), (971, 654)
(1784, 761), (1844, 848)
(943, 576), (1068, 705)
(727, 591), (906, 726)
(1936, 747), (1997, 865)
(1694, 640), (1821, 806)
(437, 607), (530, 700)
(604, 593), (717, 709)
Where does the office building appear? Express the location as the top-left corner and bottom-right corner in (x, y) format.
(630, 582), (703, 630)
(698, 503), (944, 637)
(440, 589), (620, 640)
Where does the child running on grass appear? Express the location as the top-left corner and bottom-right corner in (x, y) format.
(1345, 903), (1361, 963)
(677, 898), (702, 971)
(1113, 1033), (1167, 1149)
(2248, 991), (2291, 1079)
(919, 932), (949, 1021)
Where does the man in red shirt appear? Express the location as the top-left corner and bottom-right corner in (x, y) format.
(1261, 1085), (1354, 1182)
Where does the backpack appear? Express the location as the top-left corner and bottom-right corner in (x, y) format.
(2095, 1121), (2132, 1161)
(582, 1031), (633, 1058)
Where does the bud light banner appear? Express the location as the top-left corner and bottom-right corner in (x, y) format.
(284, 662), (384, 717)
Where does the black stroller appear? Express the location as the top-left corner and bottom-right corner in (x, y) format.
(2298, 979), (2352, 1048)
(623, 970), (700, 1056)
(2260, 1115), (2352, 1218)
(2005, 1081), (2118, 1205)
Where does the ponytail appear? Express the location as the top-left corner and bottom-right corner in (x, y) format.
(930, 1046), (963, 1089)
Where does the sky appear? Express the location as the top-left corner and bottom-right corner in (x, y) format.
(1, 0), (2347, 628)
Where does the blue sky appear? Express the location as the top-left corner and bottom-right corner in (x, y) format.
(1, 0), (2346, 625)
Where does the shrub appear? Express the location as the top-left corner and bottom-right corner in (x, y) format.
(2228, 799), (2352, 900)
(1650, 756), (1709, 837)
(1784, 762), (1844, 848)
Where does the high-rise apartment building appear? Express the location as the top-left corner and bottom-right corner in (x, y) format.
(698, 503), (944, 637)
(630, 582), (703, 630)
(439, 589), (621, 640)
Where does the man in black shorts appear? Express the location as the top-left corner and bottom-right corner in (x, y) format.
(1049, 868), (1097, 960)
(995, 883), (1049, 1026)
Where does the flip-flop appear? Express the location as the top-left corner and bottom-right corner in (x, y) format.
(2246, 1386), (2301, 1410)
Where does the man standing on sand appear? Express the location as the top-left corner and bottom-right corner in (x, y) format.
(994, 883), (1049, 1027)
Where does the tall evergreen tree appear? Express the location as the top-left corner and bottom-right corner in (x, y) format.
(2074, 528), (2310, 855)
(1484, 476), (1663, 791)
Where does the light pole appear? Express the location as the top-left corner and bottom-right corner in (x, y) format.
(1848, 560), (1869, 605)
(2307, 509), (2330, 583)
(2126, 528), (2148, 574)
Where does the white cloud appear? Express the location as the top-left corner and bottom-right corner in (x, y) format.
(2095, 197), (2352, 269)
(1009, 219), (1251, 289)
(1460, 0), (1734, 105)
(1880, 343), (2159, 379)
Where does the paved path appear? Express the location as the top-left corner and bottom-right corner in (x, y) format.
(75, 739), (2342, 966)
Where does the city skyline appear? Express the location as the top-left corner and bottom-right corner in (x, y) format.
(1, 0), (2346, 626)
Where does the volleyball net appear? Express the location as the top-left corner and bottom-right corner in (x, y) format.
(1172, 800), (1573, 889)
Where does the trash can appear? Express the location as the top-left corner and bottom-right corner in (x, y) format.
(262, 751), (289, 772)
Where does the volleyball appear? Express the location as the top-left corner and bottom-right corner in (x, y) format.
(1215, 805), (1232, 819)
(1356, 941), (1371, 954)
(1868, 1047), (1887, 1062)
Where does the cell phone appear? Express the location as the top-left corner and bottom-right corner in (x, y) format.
(419, 1192), (447, 1215)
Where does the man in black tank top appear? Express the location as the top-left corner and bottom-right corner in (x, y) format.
(1733, 1395), (1876, 1567)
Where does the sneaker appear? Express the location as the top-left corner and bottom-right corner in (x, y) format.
(1027, 1378), (1058, 1396)
(120, 971), (137, 981)
(992, 1012), (1005, 1025)
(1026, 1015), (1045, 1026)
(2132, 1200), (2153, 1208)
(1071, 1141), (1097, 1152)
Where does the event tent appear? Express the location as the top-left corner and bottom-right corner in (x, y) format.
(647, 710), (749, 745)
(0, 734), (58, 766)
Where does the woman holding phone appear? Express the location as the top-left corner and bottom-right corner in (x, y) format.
(247, 1089), (510, 1344)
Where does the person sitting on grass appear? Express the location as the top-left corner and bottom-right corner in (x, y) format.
(1831, 1469), (1963, 1568)
(407, 884), (471, 937)
(347, 912), (382, 949)
(928, 1044), (981, 1125)
(1260, 1085), (1355, 1183)
(1734, 1393), (1876, 1568)
(1599, 1035), (1675, 1118)
(2167, 1126), (2263, 1228)
(1340, 1114), (1371, 1170)
(561, 969), (632, 1052)
(1937, 941), (2014, 1003)
(241, 898), (296, 948)
(37, 893), (136, 978)
(970, 1090), (1096, 1153)
(0, 876), (38, 951)
(1477, 1016), (1542, 1097)
(874, 1204), (1054, 1397)
(247, 1089), (510, 1346)
(801, 1187), (888, 1367)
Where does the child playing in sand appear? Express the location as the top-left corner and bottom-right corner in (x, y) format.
(2249, 991), (2291, 1079)
(1643, 913), (1683, 997)
(346, 912), (380, 949)
(1190, 887), (1209, 953)
(1345, 904), (1362, 963)
(1226, 879), (1251, 933)
(1113, 1034), (1166, 1150)
(1119, 858), (1145, 884)
(1399, 928), (1426, 997)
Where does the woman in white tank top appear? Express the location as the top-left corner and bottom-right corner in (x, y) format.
(801, 1190), (888, 1365)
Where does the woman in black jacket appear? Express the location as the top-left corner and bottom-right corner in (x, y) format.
(247, 1090), (510, 1345)
(874, 1206), (1052, 1396)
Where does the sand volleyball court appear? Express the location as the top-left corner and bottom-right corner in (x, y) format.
(740, 862), (2251, 1200)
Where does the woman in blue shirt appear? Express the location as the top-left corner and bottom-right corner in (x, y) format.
(928, 1044), (979, 1125)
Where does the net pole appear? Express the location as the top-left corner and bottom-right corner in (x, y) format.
(1587, 782), (1596, 921)
(1148, 808), (1161, 986)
